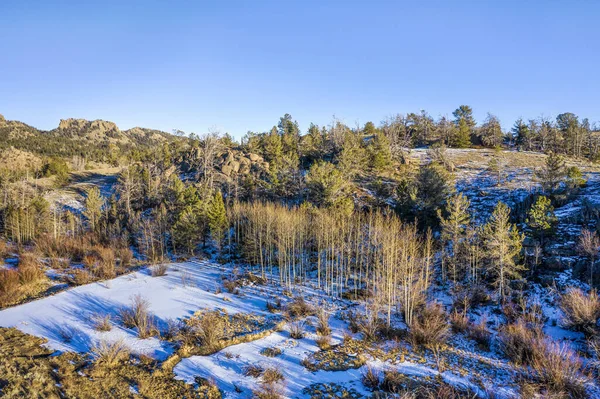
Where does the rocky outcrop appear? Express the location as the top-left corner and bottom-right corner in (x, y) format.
(218, 151), (269, 178)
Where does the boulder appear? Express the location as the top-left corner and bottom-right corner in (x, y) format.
(248, 153), (263, 162)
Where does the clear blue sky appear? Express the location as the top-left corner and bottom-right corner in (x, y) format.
(1, 0), (598, 138)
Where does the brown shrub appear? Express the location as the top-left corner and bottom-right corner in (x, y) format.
(94, 246), (116, 279)
(17, 252), (45, 285)
(243, 364), (264, 378)
(288, 320), (305, 339)
(361, 365), (381, 390)
(560, 288), (600, 336)
(151, 263), (168, 277)
(315, 335), (331, 350)
(286, 296), (314, 319)
(467, 317), (491, 350)
(408, 303), (450, 348)
(116, 247), (133, 268)
(69, 269), (95, 285)
(315, 309), (331, 336)
(449, 310), (469, 333)
(260, 346), (282, 357)
(0, 269), (20, 306)
(120, 295), (158, 339)
(92, 340), (130, 369)
(498, 319), (544, 366)
(528, 340), (589, 399)
(92, 314), (112, 332)
(252, 382), (285, 399)
(262, 368), (284, 384)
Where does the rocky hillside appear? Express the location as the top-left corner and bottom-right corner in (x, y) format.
(0, 113), (176, 162)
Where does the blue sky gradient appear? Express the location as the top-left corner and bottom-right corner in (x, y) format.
(1, 0), (598, 138)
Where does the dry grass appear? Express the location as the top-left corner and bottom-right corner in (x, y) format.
(260, 346), (282, 357)
(315, 309), (331, 336)
(243, 364), (264, 378)
(361, 365), (381, 391)
(408, 303), (450, 348)
(560, 288), (600, 336)
(288, 320), (305, 339)
(120, 294), (158, 338)
(315, 334), (332, 350)
(262, 368), (285, 384)
(92, 314), (112, 332)
(151, 263), (169, 277)
(499, 319), (544, 366)
(17, 252), (45, 285)
(0, 268), (20, 307)
(286, 296), (314, 319)
(91, 340), (129, 369)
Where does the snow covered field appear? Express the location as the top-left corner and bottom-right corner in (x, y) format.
(1, 258), (598, 398)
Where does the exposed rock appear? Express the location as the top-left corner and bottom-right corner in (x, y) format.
(248, 153), (263, 162)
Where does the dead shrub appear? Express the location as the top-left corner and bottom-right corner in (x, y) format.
(467, 317), (491, 350)
(262, 368), (284, 384)
(528, 340), (589, 399)
(286, 296), (314, 319)
(120, 294), (158, 338)
(266, 298), (282, 313)
(560, 288), (600, 336)
(449, 310), (469, 333)
(92, 340), (130, 369)
(315, 309), (331, 336)
(288, 320), (305, 339)
(184, 310), (226, 351)
(260, 346), (282, 357)
(151, 263), (168, 277)
(17, 252), (45, 285)
(0, 269), (20, 306)
(93, 246), (115, 279)
(253, 382), (285, 399)
(361, 365), (381, 390)
(315, 335), (331, 350)
(92, 314), (112, 332)
(0, 239), (10, 259)
(243, 364), (264, 378)
(498, 319), (544, 366)
(69, 268), (95, 285)
(408, 302), (450, 348)
(116, 247), (133, 268)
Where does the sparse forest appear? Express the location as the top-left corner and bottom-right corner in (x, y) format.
(1, 108), (600, 398)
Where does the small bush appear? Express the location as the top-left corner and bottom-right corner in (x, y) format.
(266, 299), (282, 313)
(151, 263), (168, 277)
(286, 296), (314, 319)
(315, 309), (331, 336)
(253, 382), (284, 399)
(0, 269), (20, 306)
(92, 314), (112, 332)
(92, 340), (130, 368)
(560, 288), (600, 336)
(120, 294), (158, 338)
(116, 247), (133, 268)
(93, 246), (116, 279)
(262, 368), (284, 384)
(193, 311), (226, 350)
(528, 340), (589, 399)
(69, 268), (94, 285)
(260, 346), (282, 357)
(408, 303), (450, 348)
(467, 318), (491, 350)
(361, 365), (381, 391)
(498, 319), (544, 366)
(243, 364), (264, 378)
(289, 320), (305, 339)
(449, 310), (469, 333)
(17, 252), (45, 285)
(315, 335), (331, 350)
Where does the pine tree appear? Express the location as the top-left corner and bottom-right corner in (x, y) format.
(415, 163), (454, 228)
(207, 191), (227, 249)
(172, 205), (204, 254)
(526, 195), (557, 248)
(84, 186), (105, 233)
(482, 202), (524, 301)
(452, 119), (472, 148)
(536, 152), (566, 194)
(438, 193), (471, 282)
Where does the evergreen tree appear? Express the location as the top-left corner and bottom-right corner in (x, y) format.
(512, 118), (531, 150)
(207, 191), (227, 249)
(172, 205), (204, 254)
(526, 195), (557, 248)
(368, 132), (392, 171)
(438, 193), (471, 282)
(84, 186), (105, 233)
(305, 161), (353, 214)
(415, 163), (454, 228)
(536, 152), (566, 194)
(479, 113), (503, 148)
(482, 202), (524, 301)
(451, 105), (475, 148)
